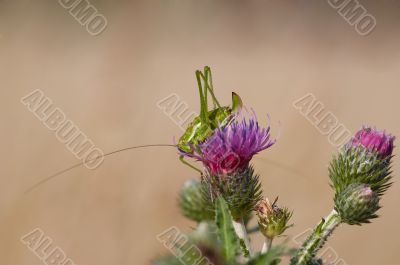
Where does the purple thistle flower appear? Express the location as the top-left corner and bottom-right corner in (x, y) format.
(183, 111), (276, 175)
(350, 126), (395, 158)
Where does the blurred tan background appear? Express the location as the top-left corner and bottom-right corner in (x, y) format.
(1, 0), (399, 264)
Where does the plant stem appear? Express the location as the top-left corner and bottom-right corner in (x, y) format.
(261, 237), (273, 253)
(232, 218), (253, 257)
(291, 209), (341, 265)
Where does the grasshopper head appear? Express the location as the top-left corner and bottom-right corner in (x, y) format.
(177, 106), (232, 154)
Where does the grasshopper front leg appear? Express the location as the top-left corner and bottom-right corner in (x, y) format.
(179, 155), (202, 174)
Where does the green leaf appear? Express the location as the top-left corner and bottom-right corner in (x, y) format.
(248, 245), (295, 265)
(215, 197), (240, 262)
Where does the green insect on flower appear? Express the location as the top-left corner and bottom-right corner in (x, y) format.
(177, 66), (243, 172)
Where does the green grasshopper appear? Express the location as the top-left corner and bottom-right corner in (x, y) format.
(177, 66), (243, 172)
(25, 66), (243, 192)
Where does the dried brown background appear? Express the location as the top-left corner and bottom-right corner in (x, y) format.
(1, 0), (399, 264)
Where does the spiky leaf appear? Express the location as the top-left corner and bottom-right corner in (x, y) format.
(215, 197), (240, 263)
(291, 211), (341, 265)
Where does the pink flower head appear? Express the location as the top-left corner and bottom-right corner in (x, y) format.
(350, 126), (395, 158)
(183, 111), (276, 175)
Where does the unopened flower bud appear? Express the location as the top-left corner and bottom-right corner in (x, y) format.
(334, 183), (380, 225)
(179, 180), (214, 222)
(255, 197), (292, 238)
(329, 126), (394, 196)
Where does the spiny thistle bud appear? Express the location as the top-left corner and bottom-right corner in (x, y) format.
(255, 197), (293, 238)
(329, 126), (394, 197)
(334, 183), (380, 225)
(201, 166), (262, 220)
(178, 180), (214, 222)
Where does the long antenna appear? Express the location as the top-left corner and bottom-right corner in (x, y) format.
(24, 144), (176, 194)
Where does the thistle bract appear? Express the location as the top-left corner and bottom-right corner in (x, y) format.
(329, 146), (392, 196)
(334, 183), (380, 225)
(201, 166), (262, 220)
(255, 197), (292, 239)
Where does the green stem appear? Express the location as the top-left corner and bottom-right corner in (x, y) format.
(261, 237), (273, 253)
(232, 218), (252, 258)
(291, 209), (341, 265)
